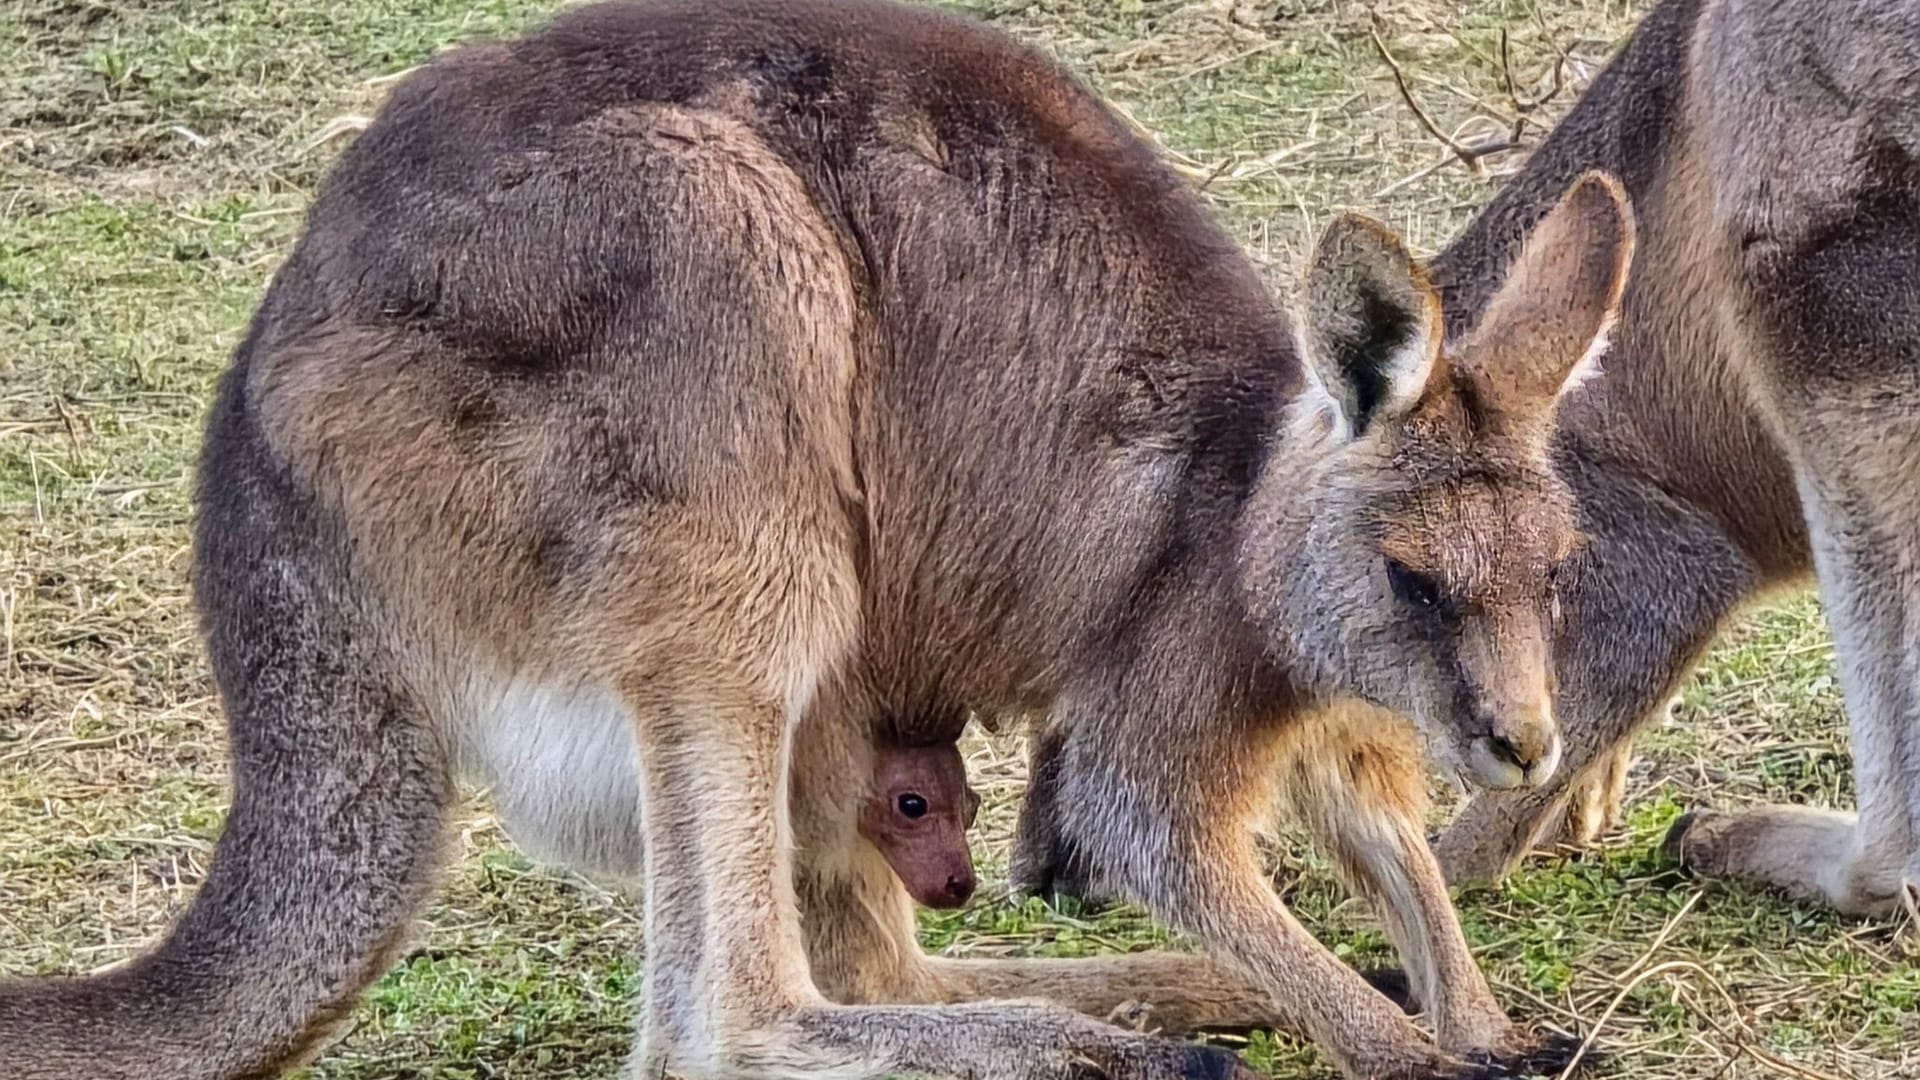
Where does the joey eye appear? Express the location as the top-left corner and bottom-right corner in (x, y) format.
(1385, 559), (1442, 610)
(897, 793), (929, 820)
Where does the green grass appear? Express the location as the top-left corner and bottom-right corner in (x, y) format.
(3, 1), (1915, 1077)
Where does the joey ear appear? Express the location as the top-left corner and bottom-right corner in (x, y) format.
(1458, 171), (1636, 419)
(1295, 214), (1444, 439)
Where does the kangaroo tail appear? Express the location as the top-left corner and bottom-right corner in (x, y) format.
(0, 369), (454, 1080)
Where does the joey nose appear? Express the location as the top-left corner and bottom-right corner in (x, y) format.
(946, 871), (976, 906)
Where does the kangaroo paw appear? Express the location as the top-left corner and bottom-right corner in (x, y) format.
(1402, 1051), (1523, 1080)
(1372, 1034), (1594, 1080)
(1498, 1029), (1598, 1076)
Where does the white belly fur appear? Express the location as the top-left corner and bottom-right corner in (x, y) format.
(454, 676), (646, 879)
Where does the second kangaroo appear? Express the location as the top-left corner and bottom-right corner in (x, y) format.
(0, 1), (1634, 1078)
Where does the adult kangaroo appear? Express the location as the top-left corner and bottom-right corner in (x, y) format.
(1021, 0), (1920, 920)
(1406, 0), (1920, 918)
(0, 1), (1632, 1078)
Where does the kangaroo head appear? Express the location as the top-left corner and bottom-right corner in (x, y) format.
(1242, 171), (1634, 791)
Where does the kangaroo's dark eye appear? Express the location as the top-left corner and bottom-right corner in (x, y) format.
(1386, 559), (1442, 610)
(897, 793), (929, 820)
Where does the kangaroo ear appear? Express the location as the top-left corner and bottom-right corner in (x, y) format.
(1457, 171), (1635, 420)
(1295, 214), (1443, 440)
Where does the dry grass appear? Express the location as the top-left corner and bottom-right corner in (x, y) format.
(2, 0), (1915, 1077)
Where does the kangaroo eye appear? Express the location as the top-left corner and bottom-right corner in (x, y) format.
(1386, 559), (1442, 610)
(897, 793), (928, 820)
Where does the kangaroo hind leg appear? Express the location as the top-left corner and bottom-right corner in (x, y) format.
(1665, 422), (1920, 916)
(1666, 173), (1920, 917)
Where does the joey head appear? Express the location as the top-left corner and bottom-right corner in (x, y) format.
(860, 741), (981, 909)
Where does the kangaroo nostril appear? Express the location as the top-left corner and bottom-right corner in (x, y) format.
(948, 875), (974, 901)
(1487, 733), (1529, 769)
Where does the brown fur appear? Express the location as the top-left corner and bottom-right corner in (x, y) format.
(0, 2), (1632, 1078)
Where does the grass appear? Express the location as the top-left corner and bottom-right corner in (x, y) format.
(2, 0), (1915, 1077)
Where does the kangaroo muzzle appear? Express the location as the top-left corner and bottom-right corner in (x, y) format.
(1466, 706), (1562, 789)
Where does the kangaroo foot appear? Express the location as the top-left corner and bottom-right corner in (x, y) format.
(1659, 808), (1716, 871)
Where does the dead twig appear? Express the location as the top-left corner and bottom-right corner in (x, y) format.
(1367, 13), (1518, 178)
(1558, 956), (1854, 1080)
(1495, 23), (1571, 148)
